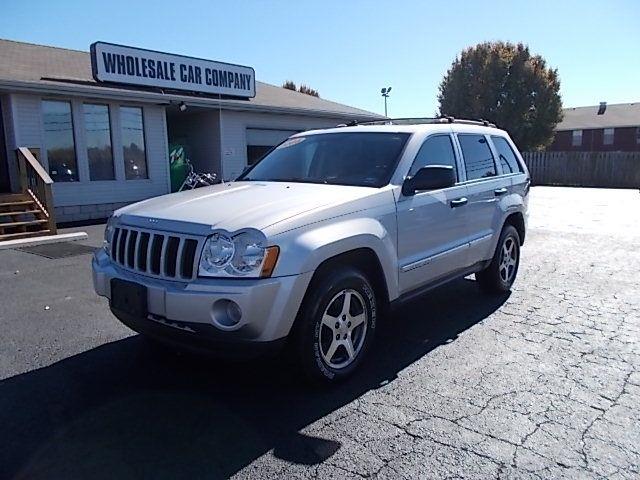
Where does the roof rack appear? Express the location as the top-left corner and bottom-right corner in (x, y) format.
(339, 117), (496, 128)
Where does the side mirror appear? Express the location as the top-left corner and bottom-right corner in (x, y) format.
(402, 165), (455, 196)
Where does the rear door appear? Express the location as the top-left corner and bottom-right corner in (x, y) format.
(396, 133), (470, 293)
(490, 134), (529, 196)
(455, 133), (505, 264)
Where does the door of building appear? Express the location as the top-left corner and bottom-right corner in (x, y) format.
(246, 128), (299, 166)
(0, 97), (10, 192)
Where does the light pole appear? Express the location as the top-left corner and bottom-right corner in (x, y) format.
(381, 87), (392, 117)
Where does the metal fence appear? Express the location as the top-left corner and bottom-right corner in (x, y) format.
(522, 151), (640, 188)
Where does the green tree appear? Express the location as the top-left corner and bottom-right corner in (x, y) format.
(298, 84), (320, 98)
(282, 80), (297, 91)
(282, 81), (320, 98)
(438, 42), (562, 151)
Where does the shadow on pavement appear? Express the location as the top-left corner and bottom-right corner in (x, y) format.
(1, 278), (509, 479)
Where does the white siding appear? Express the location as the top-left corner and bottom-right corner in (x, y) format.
(246, 128), (298, 145)
(12, 94), (43, 147)
(219, 111), (346, 179)
(9, 93), (170, 213)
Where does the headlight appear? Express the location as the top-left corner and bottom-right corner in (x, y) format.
(200, 232), (235, 271)
(103, 216), (117, 252)
(199, 229), (279, 278)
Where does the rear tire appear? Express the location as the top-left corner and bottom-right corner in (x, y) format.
(476, 225), (521, 293)
(292, 266), (377, 383)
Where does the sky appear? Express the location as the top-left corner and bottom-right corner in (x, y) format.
(1, 0), (639, 117)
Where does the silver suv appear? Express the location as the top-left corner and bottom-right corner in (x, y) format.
(93, 118), (529, 382)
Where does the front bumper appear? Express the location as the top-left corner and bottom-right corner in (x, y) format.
(92, 249), (313, 346)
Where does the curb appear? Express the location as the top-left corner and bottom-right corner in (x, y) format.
(0, 232), (89, 250)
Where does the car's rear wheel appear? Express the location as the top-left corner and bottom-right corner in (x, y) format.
(292, 266), (377, 383)
(476, 224), (521, 293)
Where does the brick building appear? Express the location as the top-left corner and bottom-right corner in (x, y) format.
(548, 102), (640, 152)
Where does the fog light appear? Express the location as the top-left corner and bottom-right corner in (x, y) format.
(226, 301), (242, 324)
(212, 299), (242, 330)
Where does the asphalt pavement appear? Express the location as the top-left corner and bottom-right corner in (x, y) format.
(1, 186), (638, 479)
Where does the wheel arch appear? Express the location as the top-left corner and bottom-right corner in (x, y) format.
(503, 211), (526, 245)
(311, 247), (391, 310)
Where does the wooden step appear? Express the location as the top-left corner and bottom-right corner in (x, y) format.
(0, 194), (30, 204)
(0, 229), (51, 241)
(0, 200), (35, 208)
(0, 209), (41, 218)
(0, 219), (48, 229)
(0, 200), (36, 212)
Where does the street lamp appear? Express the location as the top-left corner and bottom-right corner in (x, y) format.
(381, 87), (392, 117)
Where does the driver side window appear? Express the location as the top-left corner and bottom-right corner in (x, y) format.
(409, 135), (458, 181)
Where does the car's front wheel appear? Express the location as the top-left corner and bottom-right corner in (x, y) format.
(292, 266), (377, 383)
(476, 224), (521, 293)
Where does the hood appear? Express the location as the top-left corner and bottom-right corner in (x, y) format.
(117, 181), (382, 233)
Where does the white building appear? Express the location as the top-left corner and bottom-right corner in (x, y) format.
(0, 39), (380, 222)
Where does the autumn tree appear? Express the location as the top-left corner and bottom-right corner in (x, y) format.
(438, 42), (562, 151)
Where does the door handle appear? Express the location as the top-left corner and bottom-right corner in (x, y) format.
(494, 187), (508, 196)
(450, 197), (468, 208)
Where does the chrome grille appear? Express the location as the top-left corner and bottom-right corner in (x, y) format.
(111, 227), (201, 280)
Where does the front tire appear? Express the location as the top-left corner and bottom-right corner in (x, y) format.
(292, 266), (377, 383)
(476, 225), (521, 293)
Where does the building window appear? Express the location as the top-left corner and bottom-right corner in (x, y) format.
(571, 129), (582, 147)
(603, 128), (614, 146)
(84, 104), (114, 180)
(42, 100), (78, 182)
(120, 106), (148, 179)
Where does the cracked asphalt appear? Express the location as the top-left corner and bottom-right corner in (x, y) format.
(1, 186), (639, 479)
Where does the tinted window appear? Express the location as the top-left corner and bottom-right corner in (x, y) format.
(84, 104), (114, 181)
(458, 134), (496, 180)
(409, 135), (457, 179)
(121, 106), (148, 180)
(239, 133), (410, 187)
(42, 100), (78, 182)
(491, 136), (523, 174)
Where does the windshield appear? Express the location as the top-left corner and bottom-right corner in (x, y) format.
(238, 132), (410, 187)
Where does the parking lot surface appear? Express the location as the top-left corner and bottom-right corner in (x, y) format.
(1, 186), (639, 479)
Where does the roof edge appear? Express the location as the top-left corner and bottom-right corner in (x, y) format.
(0, 78), (383, 120)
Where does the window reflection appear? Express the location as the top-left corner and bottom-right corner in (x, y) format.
(84, 104), (114, 180)
(121, 106), (148, 180)
(42, 100), (78, 182)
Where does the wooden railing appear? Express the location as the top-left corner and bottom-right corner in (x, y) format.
(16, 147), (56, 235)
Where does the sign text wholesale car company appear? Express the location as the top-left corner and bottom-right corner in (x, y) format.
(90, 42), (255, 98)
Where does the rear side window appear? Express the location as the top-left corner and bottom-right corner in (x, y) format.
(492, 136), (523, 174)
(458, 134), (496, 180)
(409, 135), (457, 180)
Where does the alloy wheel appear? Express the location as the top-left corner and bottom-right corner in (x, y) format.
(319, 289), (368, 369)
(499, 236), (518, 283)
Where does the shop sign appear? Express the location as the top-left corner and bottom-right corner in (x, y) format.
(91, 42), (255, 97)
